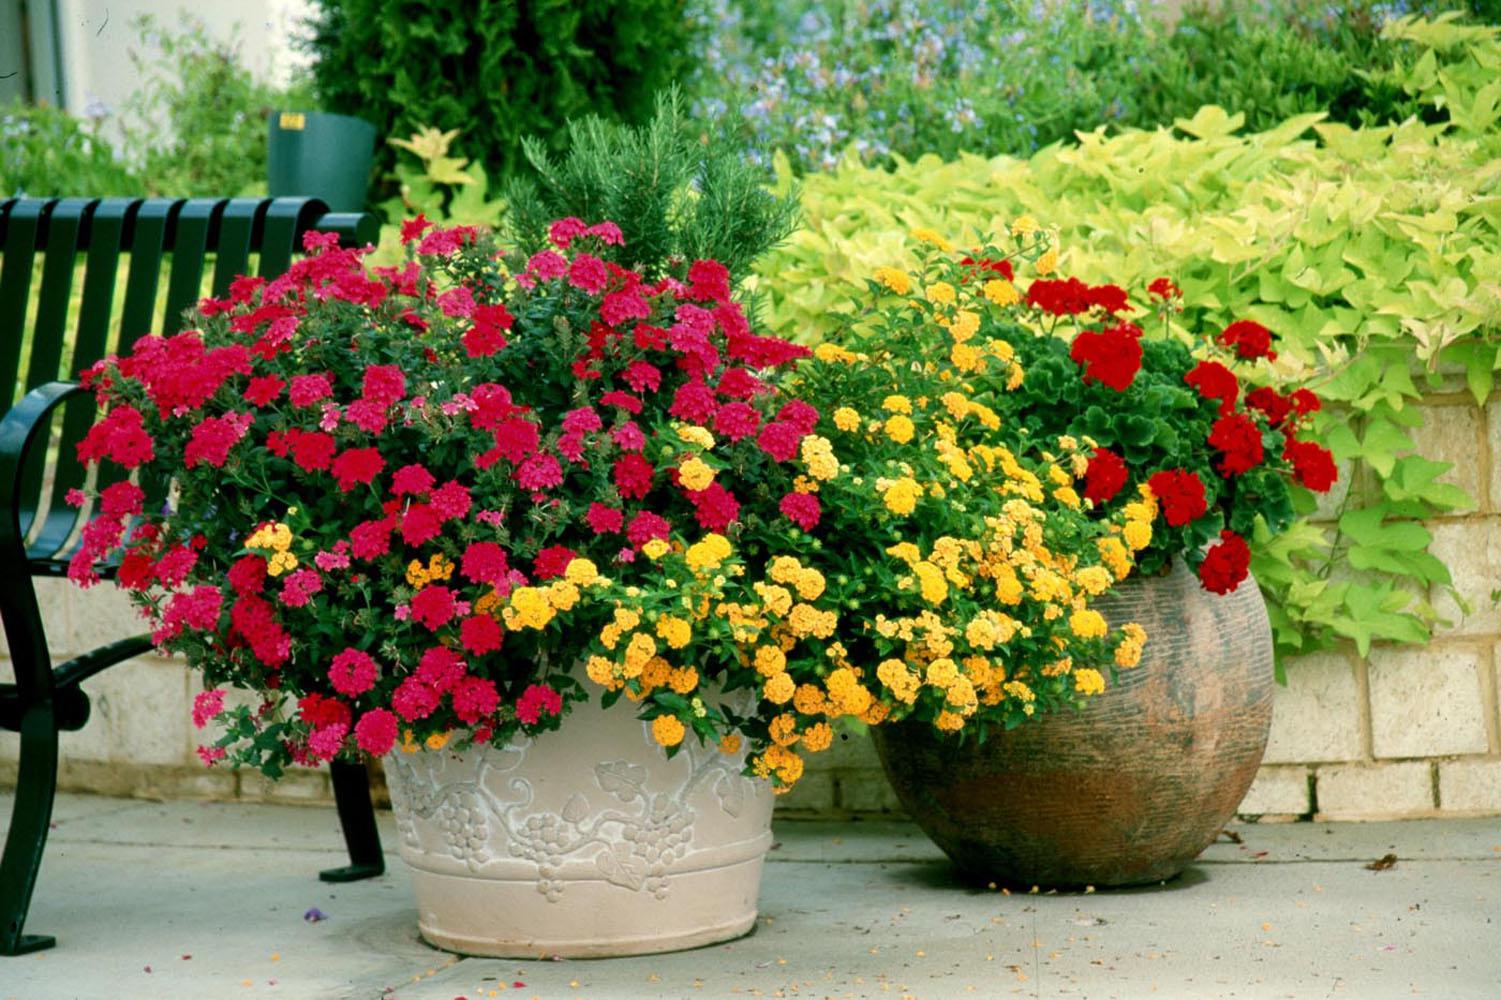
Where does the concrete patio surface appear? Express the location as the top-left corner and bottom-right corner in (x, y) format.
(2, 793), (1499, 999)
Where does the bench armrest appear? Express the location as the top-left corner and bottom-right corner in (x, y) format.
(0, 381), (89, 554)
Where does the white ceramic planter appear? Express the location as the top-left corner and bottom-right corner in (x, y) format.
(384, 696), (775, 958)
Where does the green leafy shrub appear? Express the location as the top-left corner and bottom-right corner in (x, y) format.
(504, 92), (800, 283)
(306, 0), (699, 187)
(119, 15), (313, 197)
(751, 16), (1501, 660)
(1132, 1), (1422, 133)
(0, 101), (139, 197)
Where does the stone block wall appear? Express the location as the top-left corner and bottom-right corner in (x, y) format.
(4, 394), (1501, 823)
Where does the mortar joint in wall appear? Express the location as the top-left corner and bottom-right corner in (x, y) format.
(1353, 649), (1374, 762)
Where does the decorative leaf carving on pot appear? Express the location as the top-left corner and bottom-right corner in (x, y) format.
(596, 841), (649, 892)
(389, 724), (769, 902)
(561, 792), (590, 824)
(596, 760), (647, 802)
(714, 770), (746, 818)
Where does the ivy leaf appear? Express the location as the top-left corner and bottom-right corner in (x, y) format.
(1382, 456), (1473, 512)
(1333, 583), (1430, 655)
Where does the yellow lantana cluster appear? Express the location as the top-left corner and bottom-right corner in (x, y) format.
(405, 552), (455, 589)
(246, 520), (297, 576)
(502, 571), (608, 632)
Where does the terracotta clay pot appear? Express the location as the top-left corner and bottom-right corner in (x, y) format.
(872, 559), (1274, 888)
(384, 696), (774, 957)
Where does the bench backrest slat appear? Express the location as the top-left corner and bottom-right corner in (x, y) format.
(161, 198), (222, 336)
(26, 199), (93, 400)
(0, 195), (379, 566)
(211, 199), (269, 298)
(0, 200), (45, 415)
(116, 199), (176, 355)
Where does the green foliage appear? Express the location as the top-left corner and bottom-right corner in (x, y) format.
(0, 101), (138, 197)
(1131, 1), (1423, 133)
(380, 126), (506, 230)
(306, 0), (699, 188)
(119, 15), (312, 197)
(504, 91), (800, 282)
(752, 17), (1501, 659)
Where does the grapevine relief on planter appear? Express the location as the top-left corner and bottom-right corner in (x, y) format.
(385, 725), (757, 902)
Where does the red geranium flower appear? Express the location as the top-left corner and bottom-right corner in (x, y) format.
(1246, 387), (1293, 426)
(1070, 323), (1143, 392)
(1147, 276), (1181, 300)
(669, 380), (718, 423)
(409, 585), (458, 630)
(1199, 530), (1251, 594)
(960, 255), (1014, 282)
(1082, 448), (1130, 505)
(1184, 360), (1239, 416)
(243, 375), (285, 406)
(1087, 283), (1129, 314)
(1146, 469), (1208, 526)
(1208, 413), (1265, 477)
(391, 464), (436, 496)
(1289, 388), (1321, 416)
(1283, 438), (1338, 492)
(1027, 277), (1093, 316)
(686, 260), (732, 304)
(586, 503), (624, 535)
(1219, 320), (1277, 361)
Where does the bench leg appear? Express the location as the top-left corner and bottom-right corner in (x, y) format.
(0, 705), (59, 955)
(319, 758), (384, 883)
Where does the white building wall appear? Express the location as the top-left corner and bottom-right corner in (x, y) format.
(54, 0), (313, 120)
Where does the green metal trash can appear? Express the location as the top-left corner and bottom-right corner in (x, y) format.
(268, 111), (377, 212)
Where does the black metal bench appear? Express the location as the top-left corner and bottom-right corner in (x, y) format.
(0, 197), (388, 955)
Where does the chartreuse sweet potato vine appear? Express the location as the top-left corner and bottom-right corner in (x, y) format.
(752, 15), (1501, 662)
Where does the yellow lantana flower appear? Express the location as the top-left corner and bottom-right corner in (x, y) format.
(678, 457), (716, 492)
(656, 614), (692, 650)
(685, 533), (732, 571)
(651, 715), (685, 747)
(983, 278), (1019, 307)
(874, 266), (911, 295)
(882, 477), (922, 516)
(884, 414), (915, 444)
(1074, 668), (1106, 696)
(1069, 608), (1108, 639)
